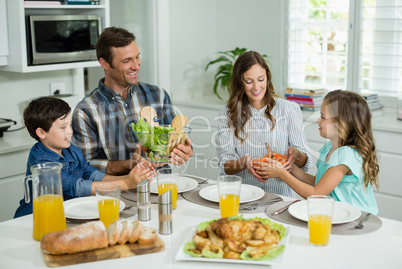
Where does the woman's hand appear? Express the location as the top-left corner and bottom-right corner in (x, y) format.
(246, 156), (265, 183)
(283, 146), (297, 172)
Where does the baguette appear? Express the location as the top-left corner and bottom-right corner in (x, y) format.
(138, 226), (157, 245)
(128, 220), (144, 243)
(106, 220), (123, 246)
(117, 220), (134, 245)
(41, 221), (108, 255)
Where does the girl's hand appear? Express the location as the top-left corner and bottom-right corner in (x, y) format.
(127, 160), (155, 188)
(254, 158), (286, 180)
(245, 156), (265, 183)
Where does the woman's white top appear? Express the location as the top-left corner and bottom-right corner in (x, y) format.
(215, 97), (313, 197)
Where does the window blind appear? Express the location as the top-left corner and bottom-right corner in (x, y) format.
(358, 0), (402, 96)
(287, 0), (402, 98)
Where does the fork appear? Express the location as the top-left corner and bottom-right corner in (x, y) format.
(355, 213), (371, 229)
(239, 198), (282, 211)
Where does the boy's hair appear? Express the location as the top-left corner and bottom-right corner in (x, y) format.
(324, 90), (379, 189)
(24, 97), (71, 141)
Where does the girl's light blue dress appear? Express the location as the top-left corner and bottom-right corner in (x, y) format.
(315, 141), (378, 215)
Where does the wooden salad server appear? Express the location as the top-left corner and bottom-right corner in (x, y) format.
(165, 114), (188, 155)
(265, 142), (273, 158)
(140, 106), (159, 127)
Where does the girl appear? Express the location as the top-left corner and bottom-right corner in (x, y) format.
(215, 51), (313, 197)
(263, 90), (379, 214)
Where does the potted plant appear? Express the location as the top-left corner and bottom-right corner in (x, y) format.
(205, 47), (269, 99)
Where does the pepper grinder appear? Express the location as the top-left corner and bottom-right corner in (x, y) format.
(137, 179), (151, 221)
(158, 190), (172, 235)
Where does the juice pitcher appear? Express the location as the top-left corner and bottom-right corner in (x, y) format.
(24, 162), (66, 241)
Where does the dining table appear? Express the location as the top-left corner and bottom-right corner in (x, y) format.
(0, 181), (401, 269)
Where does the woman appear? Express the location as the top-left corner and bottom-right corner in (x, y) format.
(215, 51), (313, 197)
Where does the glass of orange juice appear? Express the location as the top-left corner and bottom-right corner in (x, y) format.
(217, 175), (241, 218)
(157, 167), (179, 209)
(95, 183), (121, 228)
(307, 195), (335, 246)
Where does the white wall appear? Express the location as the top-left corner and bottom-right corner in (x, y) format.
(166, 0), (284, 101)
(0, 70), (75, 128)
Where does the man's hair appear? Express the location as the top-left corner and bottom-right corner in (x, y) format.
(24, 97), (71, 141)
(96, 26), (136, 67)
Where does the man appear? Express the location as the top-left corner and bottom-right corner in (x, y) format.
(72, 27), (192, 175)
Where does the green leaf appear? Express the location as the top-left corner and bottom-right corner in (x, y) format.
(240, 245), (285, 261)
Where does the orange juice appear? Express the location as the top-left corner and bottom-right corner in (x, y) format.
(33, 194), (66, 241)
(158, 183), (178, 209)
(98, 199), (120, 228)
(308, 214), (332, 245)
(219, 194), (240, 218)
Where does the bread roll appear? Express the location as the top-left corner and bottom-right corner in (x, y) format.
(117, 220), (134, 245)
(128, 220), (144, 243)
(41, 221), (108, 255)
(138, 226), (157, 245)
(106, 220), (123, 246)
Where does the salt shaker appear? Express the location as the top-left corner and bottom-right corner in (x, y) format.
(158, 190), (173, 235)
(137, 179), (151, 221)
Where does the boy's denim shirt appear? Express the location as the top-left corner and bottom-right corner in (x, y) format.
(14, 142), (105, 218)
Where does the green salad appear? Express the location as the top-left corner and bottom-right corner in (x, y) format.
(131, 119), (174, 162)
(183, 216), (287, 261)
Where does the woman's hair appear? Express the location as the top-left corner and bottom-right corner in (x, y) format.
(96, 27), (135, 67)
(24, 97), (71, 141)
(324, 90), (379, 189)
(227, 51), (277, 143)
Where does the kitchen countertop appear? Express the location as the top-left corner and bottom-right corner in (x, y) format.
(1, 100), (401, 156)
(0, 128), (35, 155)
(175, 97), (402, 134)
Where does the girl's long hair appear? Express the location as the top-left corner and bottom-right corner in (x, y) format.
(227, 51), (277, 143)
(324, 90), (379, 189)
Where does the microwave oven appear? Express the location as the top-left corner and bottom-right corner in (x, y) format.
(27, 15), (102, 65)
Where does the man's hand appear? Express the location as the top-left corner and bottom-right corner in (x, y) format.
(170, 138), (193, 165)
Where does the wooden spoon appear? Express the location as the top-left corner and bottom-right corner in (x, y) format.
(140, 106), (159, 127)
(265, 142), (273, 158)
(165, 115), (188, 155)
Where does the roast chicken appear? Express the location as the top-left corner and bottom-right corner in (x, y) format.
(190, 218), (280, 259)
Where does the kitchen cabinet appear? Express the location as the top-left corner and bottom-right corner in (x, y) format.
(176, 99), (402, 221)
(0, 0), (110, 73)
(0, 130), (35, 222)
(0, 0), (9, 66)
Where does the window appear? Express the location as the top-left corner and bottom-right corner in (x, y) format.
(286, 0), (402, 99)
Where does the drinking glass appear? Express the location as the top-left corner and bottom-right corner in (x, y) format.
(157, 167), (179, 209)
(95, 183), (121, 228)
(307, 195), (335, 246)
(217, 175), (241, 218)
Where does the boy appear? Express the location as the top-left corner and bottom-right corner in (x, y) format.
(14, 97), (154, 218)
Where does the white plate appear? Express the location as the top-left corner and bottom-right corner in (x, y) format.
(63, 196), (125, 220)
(150, 176), (198, 194)
(288, 200), (361, 224)
(199, 184), (265, 204)
(175, 226), (290, 265)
